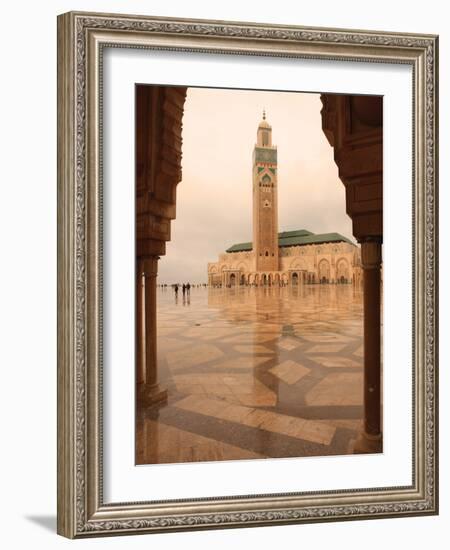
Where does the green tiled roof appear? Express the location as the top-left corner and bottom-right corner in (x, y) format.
(226, 241), (253, 253)
(278, 229), (313, 239)
(225, 229), (354, 253)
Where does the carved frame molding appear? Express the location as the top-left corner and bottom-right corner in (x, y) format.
(57, 11), (438, 538)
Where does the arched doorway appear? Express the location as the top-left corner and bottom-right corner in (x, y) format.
(318, 259), (330, 283)
(292, 272), (298, 286)
(336, 258), (350, 284)
(230, 273), (236, 286)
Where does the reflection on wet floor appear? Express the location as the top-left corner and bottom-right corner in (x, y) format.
(136, 284), (372, 465)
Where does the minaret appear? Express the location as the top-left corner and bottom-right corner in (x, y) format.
(252, 110), (279, 272)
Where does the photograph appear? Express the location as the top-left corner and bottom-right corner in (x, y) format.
(55, 10), (438, 538)
(135, 86), (383, 465)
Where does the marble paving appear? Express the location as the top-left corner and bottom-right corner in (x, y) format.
(136, 285), (381, 465)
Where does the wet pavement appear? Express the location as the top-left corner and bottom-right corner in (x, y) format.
(136, 284), (372, 465)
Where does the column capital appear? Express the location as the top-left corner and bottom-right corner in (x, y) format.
(138, 256), (160, 277)
(360, 239), (382, 270)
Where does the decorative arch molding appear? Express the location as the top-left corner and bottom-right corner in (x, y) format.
(290, 258), (308, 271)
(235, 262), (249, 272)
(318, 258), (331, 281)
(336, 256), (349, 264)
(336, 257), (350, 282)
(336, 257), (350, 269)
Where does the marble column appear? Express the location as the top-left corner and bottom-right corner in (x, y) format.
(354, 239), (382, 452)
(137, 256), (168, 406)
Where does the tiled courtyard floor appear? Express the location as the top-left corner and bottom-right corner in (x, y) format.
(136, 284), (369, 465)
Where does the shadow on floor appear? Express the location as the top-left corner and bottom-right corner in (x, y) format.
(25, 515), (56, 533)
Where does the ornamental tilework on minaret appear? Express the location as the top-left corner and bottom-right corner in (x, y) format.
(253, 111), (279, 272)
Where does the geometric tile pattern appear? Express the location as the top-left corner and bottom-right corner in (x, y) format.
(174, 395), (336, 445)
(136, 284), (380, 465)
(304, 372), (364, 406)
(269, 360), (311, 385)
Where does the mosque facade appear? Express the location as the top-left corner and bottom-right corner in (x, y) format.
(207, 112), (362, 287)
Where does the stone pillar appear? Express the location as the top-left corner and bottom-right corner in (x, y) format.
(136, 268), (145, 384)
(137, 256), (168, 406)
(354, 239), (382, 452)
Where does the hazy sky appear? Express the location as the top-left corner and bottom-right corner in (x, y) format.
(158, 87), (354, 284)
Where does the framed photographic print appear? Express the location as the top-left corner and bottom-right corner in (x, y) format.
(57, 11), (439, 538)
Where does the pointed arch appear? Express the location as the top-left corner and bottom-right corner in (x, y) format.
(318, 259), (330, 283)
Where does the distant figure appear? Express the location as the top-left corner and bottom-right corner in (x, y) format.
(182, 284), (186, 297)
(186, 282), (191, 295)
(174, 284), (179, 297)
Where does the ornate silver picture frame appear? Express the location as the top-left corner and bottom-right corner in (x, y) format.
(57, 11), (438, 538)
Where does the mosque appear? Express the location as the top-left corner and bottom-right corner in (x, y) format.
(207, 112), (362, 287)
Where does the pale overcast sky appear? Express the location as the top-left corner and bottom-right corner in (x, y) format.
(158, 87), (354, 284)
